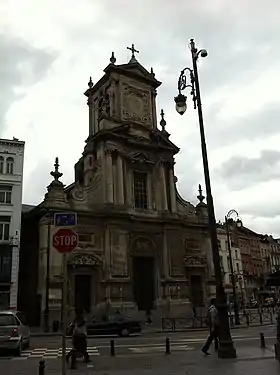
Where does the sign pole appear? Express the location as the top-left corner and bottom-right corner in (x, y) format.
(61, 253), (67, 375)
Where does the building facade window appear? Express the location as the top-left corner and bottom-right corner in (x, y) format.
(0, 185), (12, 204)
(0, 157), (3, 174)
(6, 157), (14, 174)
(133, 171), (148, 209)
(0, 216), (11, 241)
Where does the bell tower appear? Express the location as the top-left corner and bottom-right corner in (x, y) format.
(84, 44), (162, 138)
(73, 45), (179, 213)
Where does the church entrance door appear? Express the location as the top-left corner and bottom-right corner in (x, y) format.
(190, 275), (204, 307)
(75, 275), (91, 313)
(133, 257), (155, 312)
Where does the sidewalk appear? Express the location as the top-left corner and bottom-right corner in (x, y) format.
(30, 322), (275, 337)
(4, 346), (278, 374)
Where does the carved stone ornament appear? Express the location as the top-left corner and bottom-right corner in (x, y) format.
(122, 84), (151, 125)
(72, 186), (86, 202)
(69, 254), (101, 267)
(131, 236), (155, 256)
(184, 255), (207, 267)
(130, 152), (154, 165)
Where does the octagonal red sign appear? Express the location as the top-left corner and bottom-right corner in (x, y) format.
(53, 228), (78, 253)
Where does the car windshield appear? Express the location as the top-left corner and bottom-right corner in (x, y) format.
(0, 314), (17, 326)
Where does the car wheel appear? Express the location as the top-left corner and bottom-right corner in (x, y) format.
(120, 328), (129, 337)
(25, 338), (30, 349)
(14, 340), (22, 356)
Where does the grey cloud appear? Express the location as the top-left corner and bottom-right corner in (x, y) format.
(0, 34), (56, 135)
(239, 200), (280, 219)
(217, 150), (280, 189)
(205, 103), (280, 148)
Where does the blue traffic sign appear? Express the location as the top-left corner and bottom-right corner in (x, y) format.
(54, 213), (77, 227)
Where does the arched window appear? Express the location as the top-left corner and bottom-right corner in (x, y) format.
(6, 157), (14, 174)
(0, 157), (3, 174)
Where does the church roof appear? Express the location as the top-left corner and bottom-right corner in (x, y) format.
(84, 48), (162, 97)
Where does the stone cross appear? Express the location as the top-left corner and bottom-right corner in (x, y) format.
(127, 44), (139, 61)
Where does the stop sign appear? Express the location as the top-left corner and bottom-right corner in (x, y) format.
(53, 228), (78, 253)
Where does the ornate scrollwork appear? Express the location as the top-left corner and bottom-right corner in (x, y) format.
(122, 84), (151, 124)
(69, 254), (101, 267)
(184, 255), (207, 267)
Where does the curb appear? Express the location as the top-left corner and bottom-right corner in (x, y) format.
(30, 323), (275, 338)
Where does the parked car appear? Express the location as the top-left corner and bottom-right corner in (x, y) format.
(0, 311), (30, 356)
(67, 313), (142, 337)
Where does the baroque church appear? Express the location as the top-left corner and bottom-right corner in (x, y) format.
(19, 45), (214, 326)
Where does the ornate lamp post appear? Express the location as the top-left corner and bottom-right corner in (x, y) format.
(174, 39), (236, 358)
(225, 209), (242, 325)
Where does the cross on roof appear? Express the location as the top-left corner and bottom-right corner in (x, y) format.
(127, 44), (139, 62)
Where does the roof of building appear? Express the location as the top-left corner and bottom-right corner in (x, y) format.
(22, 204), (36, 213)
(0, 137), (25, 146)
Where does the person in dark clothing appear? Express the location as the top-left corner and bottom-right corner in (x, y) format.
(66, 309), (90, 367)
(202, 298), (219, 355)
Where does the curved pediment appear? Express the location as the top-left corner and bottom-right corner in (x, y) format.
(68, 253), (102, 267)
(184, 255), (207, 268)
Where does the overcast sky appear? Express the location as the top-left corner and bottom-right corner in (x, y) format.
(1, 0), (280, 236)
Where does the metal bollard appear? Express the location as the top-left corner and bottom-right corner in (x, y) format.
(110, 339), (115, 356)
(165, 337), (171, 355)
(260, 333), (266, 348)
(39, 360), (45, 375)
(246, 313), (250, 327)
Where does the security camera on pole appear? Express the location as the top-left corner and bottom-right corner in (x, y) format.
(53, 212), (78, 375)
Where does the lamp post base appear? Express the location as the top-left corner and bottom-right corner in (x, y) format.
(218, 340), (237, 359)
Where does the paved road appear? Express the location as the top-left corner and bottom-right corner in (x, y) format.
(0, 324), (276, 361)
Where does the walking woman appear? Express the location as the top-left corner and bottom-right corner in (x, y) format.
(67, 308), (90, 368)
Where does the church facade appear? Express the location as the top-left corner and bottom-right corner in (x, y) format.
(19, 46), (214, 326)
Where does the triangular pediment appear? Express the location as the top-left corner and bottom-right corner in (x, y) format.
(103, 61), (162, 89)
(109, 123), (180, 154)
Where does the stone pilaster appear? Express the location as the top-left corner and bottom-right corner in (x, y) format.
(105, 151), (114, 203)
(126, 168), (133, 206)
(160, 163), (168, 210)
(117, 155), (124, 204)
(169, 168), (177, 213)
(162, 230), (170, 278)
(104, 227), (111, 279)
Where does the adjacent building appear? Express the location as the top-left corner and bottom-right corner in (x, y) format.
(0, 137), (25, 309)
(217, 227), (245, 304)
(19, 48), (214, 327)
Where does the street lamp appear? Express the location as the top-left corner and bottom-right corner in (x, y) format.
(174, 39), (236, 358)
(225, 209), (242, 325)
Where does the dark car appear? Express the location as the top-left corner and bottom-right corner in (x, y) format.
(67, 314), (141, 337)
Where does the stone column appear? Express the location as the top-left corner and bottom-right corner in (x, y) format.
(169, 168), (177, 213)
(117, 155), (124, 204)
(151, 90), (157, 129)
(104, 227), (111, 279)
(105, 151), (114, 203)
(162, 230), (170, 278)
(126, 167), (133, 206)
(160, 163), (168, 211)
(87, 96), (94, 136)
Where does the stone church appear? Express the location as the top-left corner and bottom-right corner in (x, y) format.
(19, 46), (214, 326)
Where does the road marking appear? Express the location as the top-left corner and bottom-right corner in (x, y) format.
(129, 345), (194, 353)
(0, 347), (99, 361)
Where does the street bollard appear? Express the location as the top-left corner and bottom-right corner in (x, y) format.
(165, 337), (171, 355)
(260, 333), (266, 348)
(246, 313), (250, 327)
(70, 350), (77, 370)
(110, 339), (115, 356)
(275, 313), (280, 361)
(39, 360), (45, 375)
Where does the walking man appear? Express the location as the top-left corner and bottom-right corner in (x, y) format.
(202, 298), (219, 355)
